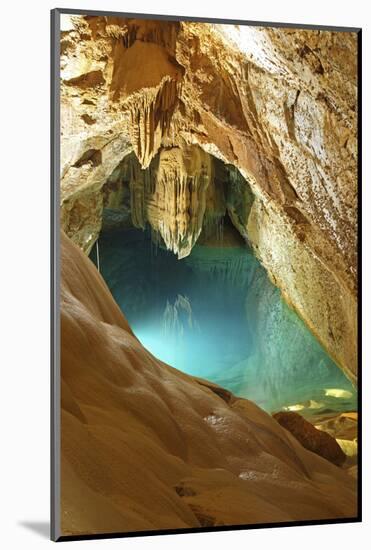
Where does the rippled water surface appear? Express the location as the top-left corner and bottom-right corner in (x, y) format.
(90, 228), (356, 414)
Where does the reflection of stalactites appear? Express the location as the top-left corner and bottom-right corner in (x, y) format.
(163, 300), (182, 337)
(175, 294), (195, 329)
(162, 294), (199, 337)
(128, 76), (180, 169)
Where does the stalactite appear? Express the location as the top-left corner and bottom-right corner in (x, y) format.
(127, 153), (158, 229)
(128, 158), (144, 229)
(128, 76), (180, 169)
(100, 148), (253, 259)
(146, 146), (213, 258)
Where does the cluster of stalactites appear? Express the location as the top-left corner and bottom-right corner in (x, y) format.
(128, 77), (180, 169)
(127, 145), (213, 258)
(101, 149), (254, 259)
(156, 149), (211, 258)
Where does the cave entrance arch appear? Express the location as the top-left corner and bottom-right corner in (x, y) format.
(89, 146), (356, 416)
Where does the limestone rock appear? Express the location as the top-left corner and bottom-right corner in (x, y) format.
(313, 411), (358, 471)
(313, 411), (358, 442)
(273, 411), (347, 466)
(146, 145), (212, 258)
(101, 145), (229, 258)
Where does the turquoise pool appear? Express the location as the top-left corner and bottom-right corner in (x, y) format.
(90, 228), (356, 415)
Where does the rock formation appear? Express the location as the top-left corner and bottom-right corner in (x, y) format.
(273, 411), (346, 467)
(59, 15), (358, 382)
(313, 411), (358, 473)
(60, 231), (356, 536)
(139, 145), (213, 258)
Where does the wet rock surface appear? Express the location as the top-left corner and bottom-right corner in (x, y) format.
(273, 411), (347, 466)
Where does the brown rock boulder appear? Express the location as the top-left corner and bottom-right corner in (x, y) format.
(273, 411), (346, 467)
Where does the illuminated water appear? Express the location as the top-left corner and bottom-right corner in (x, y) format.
(90, 228), (356, 414)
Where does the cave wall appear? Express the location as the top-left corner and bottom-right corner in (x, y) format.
(59, 15), (358, 381)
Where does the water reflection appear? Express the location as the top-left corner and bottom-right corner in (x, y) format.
(90, 228), (356, 415)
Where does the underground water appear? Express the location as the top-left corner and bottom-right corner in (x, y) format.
(90, 224), (356, 416)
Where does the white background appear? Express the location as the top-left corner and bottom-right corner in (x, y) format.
(0, 0), (369, 547)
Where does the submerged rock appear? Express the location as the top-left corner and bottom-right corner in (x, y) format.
(273, 411), (346, 467)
